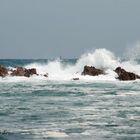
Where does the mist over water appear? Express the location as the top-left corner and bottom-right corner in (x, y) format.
(124, 41), (140, 61)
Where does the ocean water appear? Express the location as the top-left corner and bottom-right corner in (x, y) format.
(0, 49), (140, 140)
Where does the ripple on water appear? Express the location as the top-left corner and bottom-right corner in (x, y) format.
(0, 81), (140, 139)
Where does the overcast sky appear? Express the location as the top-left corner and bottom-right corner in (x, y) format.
(0, 0), (140, 58)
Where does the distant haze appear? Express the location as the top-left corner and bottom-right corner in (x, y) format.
(0, 0), (140, 59)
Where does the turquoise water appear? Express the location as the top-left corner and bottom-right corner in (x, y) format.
(0, 59), (140, 140)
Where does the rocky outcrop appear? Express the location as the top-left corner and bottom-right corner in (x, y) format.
(28, 68), (37, 75)
(1, 64), (140, 81)
(11, 67), (37, 77)
(0, 65), (49, 78)
(115, 67), (140, 81)
(82, 65), (104, 76)
(0, 65), (8, 77)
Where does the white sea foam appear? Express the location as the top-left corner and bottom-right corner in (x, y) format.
(46, 131), (69, 138)
(23, 48), (119, 81)
(31, 129), (69, 138)
(1, 48), (140, 82)
(75, 48), (120, 70)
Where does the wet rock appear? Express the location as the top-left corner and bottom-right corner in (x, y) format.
(28, 68), (37, 75)
(11, 67), (28, 77)
(0, 65), (8, 77)
(73, 78), (79, 80)
(44, 73), (48, 77)
(82, 65), (104, 76)
(115, 67), (140, 81)
(11, 67), (37, 77)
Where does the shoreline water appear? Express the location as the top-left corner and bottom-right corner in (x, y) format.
(0, 49), (140, 140)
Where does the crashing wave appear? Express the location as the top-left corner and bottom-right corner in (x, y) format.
(0, 48), (140, 82)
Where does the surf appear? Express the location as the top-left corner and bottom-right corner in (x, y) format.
(0, 48), (140, 82)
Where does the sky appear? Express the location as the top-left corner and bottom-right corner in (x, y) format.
(0, 0), (140, 59)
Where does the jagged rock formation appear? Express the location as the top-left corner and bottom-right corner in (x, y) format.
(115, 67), (140, 81)
(82, 65), (104, 76)
(0, 65), (8, 77)
(11, 67), (37, 77)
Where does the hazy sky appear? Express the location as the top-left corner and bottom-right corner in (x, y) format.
(0, 0), (140, 58)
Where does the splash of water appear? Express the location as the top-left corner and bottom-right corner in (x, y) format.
(24, 48), (120, 81)
(1, 48), (140, 82)
(124, 41), (140, 61)
(75, 48), (120, 70)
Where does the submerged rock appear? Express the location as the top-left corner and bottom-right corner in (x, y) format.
(115, 67), (140, 81)
(0, 65), (8, 77)
(82, 65), (104, 76)
(11, 67), (37, 77)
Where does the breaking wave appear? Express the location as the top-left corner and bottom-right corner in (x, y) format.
(1, 48), (140, 82)
(24, 48), (140, 81)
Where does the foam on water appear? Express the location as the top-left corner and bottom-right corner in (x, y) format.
(0, 69), (140, 140)
(1, 48), (140, 82)
(23, 48), (118, 81)
(25, 48), (140, 81)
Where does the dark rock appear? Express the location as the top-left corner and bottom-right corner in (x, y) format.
(0, 65), (8, 77)
(73, 78), (79, 80)
(115, 67), (140, 81)
(44, 73), (48, 77)
(82, 65), (104, 76)
(28, 68), (37, 75)
(11, 67), (28, 77)
(11, 67), (37, 77)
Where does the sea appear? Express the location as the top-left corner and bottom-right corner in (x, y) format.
(0, 49), (140, 140)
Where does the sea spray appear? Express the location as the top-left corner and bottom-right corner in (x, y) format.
(75, 48), (120, 70)
(1, 48), (140, 81)
(124, 41), (140, 61)
(24, 48), (120, 81)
